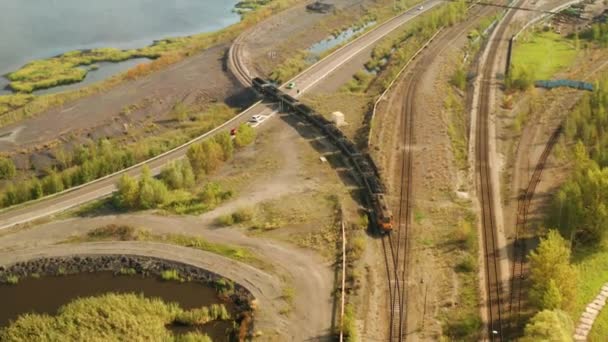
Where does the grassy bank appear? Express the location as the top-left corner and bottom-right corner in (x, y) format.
(65, 224), (268, 269)
(0, 293), (229, 341)
(0, 0), (299, 124)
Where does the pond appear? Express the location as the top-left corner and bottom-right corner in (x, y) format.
(0, 272), (234, 340)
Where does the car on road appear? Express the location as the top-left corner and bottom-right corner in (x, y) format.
(287, 82), (296, 89)
(418, 6), (424, 10)
(230, 128), (237, 136)
(249, 115), (263, 123)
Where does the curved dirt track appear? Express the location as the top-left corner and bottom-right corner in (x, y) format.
(0, 214), (334, 341)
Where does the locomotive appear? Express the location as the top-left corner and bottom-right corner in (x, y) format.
(251, 77), (394, 233)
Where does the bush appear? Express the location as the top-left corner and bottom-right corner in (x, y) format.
(232, 207), (254, 223)
(455, 254), (475, 273)
(450, 66), (467, 90)
(216, 214), (235, 226)
(159, 160), (195, 190)
(234, 123), (256, 148)
(0, 157), (16, 179)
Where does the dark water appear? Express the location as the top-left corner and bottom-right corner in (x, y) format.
(0, 0), (241, 76)
(308, 21), (376, 55)
(0, 272), (233, 340)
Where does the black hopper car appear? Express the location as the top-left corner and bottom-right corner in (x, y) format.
(251, 77), (394, 232)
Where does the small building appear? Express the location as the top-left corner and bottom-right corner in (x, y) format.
(332, 111), (346, 127)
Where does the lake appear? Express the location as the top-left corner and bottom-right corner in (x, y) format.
(0, 0), (241, 76)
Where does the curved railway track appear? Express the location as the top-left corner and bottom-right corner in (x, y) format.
(228, 34), (253, 87)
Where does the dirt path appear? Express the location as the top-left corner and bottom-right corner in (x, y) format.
(0, 115), (343, 341)
(0, 214), (334, 341)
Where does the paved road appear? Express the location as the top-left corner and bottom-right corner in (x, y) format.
(0, 0), (441, 230)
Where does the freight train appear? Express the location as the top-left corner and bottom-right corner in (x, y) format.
(251, 77), (394, 233)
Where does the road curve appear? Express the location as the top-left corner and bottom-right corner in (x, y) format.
(0, 0), (441, 231)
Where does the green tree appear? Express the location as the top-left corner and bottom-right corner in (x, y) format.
(528, 230), (577, 311)
(520, 310), (573, 342)
(115, 174), (139, 209)
(187, 143), (205, 178)
(160, 162), (184, 190)
(234, 124), (255, 148)
(137, 166), (168, 209)
(29, 178), (43, 199)
(200, 140), (223, 174)
(3, 185), (17, 206)
(0, 157), (16, 179)
(540, 279), (563, 310)
(214, 131), (234, 161)
(43, 171), (65, 194)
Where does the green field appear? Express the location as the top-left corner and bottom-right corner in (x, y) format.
(570, 245), (608, 340)
(512, 31), (577, 80)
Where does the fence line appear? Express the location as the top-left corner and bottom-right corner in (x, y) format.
(339, 216), (347, 342)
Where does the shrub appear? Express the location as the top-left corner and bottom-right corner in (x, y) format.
(232, 207), (254, 223)
(455, 254), (475, 273)
(0, 157), (16, 179)
(214, 131), (234, 161)
(216, 214), (235, 226)
(87, 224), (139, 241)
(234, 123), (255, 148)
(5, 274), (19, 285)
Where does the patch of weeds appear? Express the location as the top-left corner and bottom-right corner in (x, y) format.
(118, 268), (137, 276)
(214, 278), (235, 296)
(160, 269), (184, 282)
(455, 254), (476, 273)
(414, 210), (425, 224)
(5, 274), (19, 285)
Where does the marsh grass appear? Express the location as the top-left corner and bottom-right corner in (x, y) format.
(0, 293), (225, 341)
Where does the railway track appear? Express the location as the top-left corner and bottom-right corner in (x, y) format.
(379, 6), (500, 340)
(508, 124), (562, 331)
(228, 34), (253, 87)
(475, 3), (525, 340)
(384, 63), (417, 341)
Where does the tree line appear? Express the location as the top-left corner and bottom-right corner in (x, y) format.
(1, 122), (255, 209)
(114, 125), (255, 210)
(522, 78), (608, 340)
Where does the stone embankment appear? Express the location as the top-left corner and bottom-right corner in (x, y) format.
(574, 282), (608, 341)
(0, 254), (254, 312)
